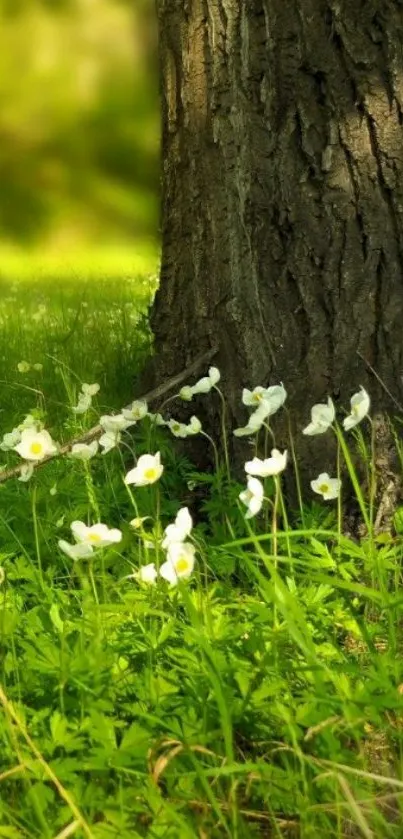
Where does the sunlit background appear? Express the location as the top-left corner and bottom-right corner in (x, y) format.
(0, 0), (159, 276)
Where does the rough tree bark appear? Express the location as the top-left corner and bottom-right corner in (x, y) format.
(150, 0), (403, 503)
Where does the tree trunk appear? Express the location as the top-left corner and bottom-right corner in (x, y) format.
(150, 0), (403, 501)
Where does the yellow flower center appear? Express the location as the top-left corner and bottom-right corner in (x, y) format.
(144, 467), (158, 481)
(319, 483), (329, 494)
(88, 533), (102, 543)
(175, 557), (189, 574)
(253, 393), (262, 402)
(30, 442), (43, 455)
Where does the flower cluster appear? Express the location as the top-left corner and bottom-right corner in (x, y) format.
(237, 385), (371, 515)
(134, 507), (196, 587)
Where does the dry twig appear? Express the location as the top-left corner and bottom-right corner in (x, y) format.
(0, 346), (218, 484)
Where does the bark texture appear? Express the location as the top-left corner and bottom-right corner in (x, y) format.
(151, 0), (403, 497)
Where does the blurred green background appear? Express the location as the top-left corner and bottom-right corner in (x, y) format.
(0, 0), (160, 274)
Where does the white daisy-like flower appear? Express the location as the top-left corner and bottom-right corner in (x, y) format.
(245, 448), (288, 478)
(159, 542), (196, 585)
(168, 419), (189, 438)
(162, 507), (193, 549)
(167, 415), (202, 438)
(179, 385), (194, 401)
(100, 414), (134, 433)
(18, 462), (34, 482)
(131, 562), (158, 585)
(125, 452), (163, 486)
(310, 472), (341, 500)
(188, 415), (202, 434)
(343, 387), (370, 431)
(70, 521), (122, 547)
(303, 397), (335, 435)
(234, 402), (272, 437)
(69, 441), (99, 460)
(99, 430), (120, 454)
(242, 383), (287, 414)
(208, 366), (221, 386)
(72, 393), (92, 414)
(180, 367), (221, 400)
(58, 540), (94, 561)
(17, 361), (31, 373)
(14, 429), (57, 462)
(239, 476), (264, 518)
(122, 400), (148, 422)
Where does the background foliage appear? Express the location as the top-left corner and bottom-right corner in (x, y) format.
(0, 0), (159, 254)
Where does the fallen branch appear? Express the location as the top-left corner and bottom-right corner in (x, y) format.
(0, 346), (218, 484)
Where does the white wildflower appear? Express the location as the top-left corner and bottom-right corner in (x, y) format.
(99, 430), (120, 453)
(160, 542), (196, 585)
(58, 540), (94, 561)
(100, 414), (134, 433)
(72, 393), (92, 414)
(245, 448), (288, 477)
(162, 507), (193, 549)
(303, 397), (335, 435)
(18, 462), (34, 482)
(311, 472), (341, 500)
(239, 476), (264, 518)
(125, 452), (163, 487)
(179, 385), (194, 401)
(131, 562), (158, 585)
(242, 383), (287, 415)
(343, 387), (370, 431)
(70, 521), (122, 547)
(168, 419), (189, 438)
(122, 400), (148, 422)
(14, 429), (57, 461)
(69, 441), (99, 460)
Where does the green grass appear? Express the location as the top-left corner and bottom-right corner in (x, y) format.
(0, 269), (403, 838)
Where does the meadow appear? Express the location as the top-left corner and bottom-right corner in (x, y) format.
(0, 265), (403, 839)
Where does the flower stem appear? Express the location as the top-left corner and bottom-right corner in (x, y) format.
(31, 483), (44, 590)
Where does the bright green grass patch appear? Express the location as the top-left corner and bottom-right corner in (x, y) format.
(0, 273), (403, 838)
(0, 243), (159, 282)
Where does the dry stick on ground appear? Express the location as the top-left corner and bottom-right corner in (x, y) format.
(0, 346), (218, 485)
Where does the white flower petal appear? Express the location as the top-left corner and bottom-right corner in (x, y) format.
(245, 448), (287, 477)
(69, 441), (99, 460)
(14, 429), (57, 461)
(343, 387), (370, 431)
(132, 562), (158, 584)
(124, 452), (163, 486)
(58, 539), (94, 560)
(310, 472), (341, 500)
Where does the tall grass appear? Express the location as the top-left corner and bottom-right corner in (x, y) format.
(0, 269), (402, 838)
